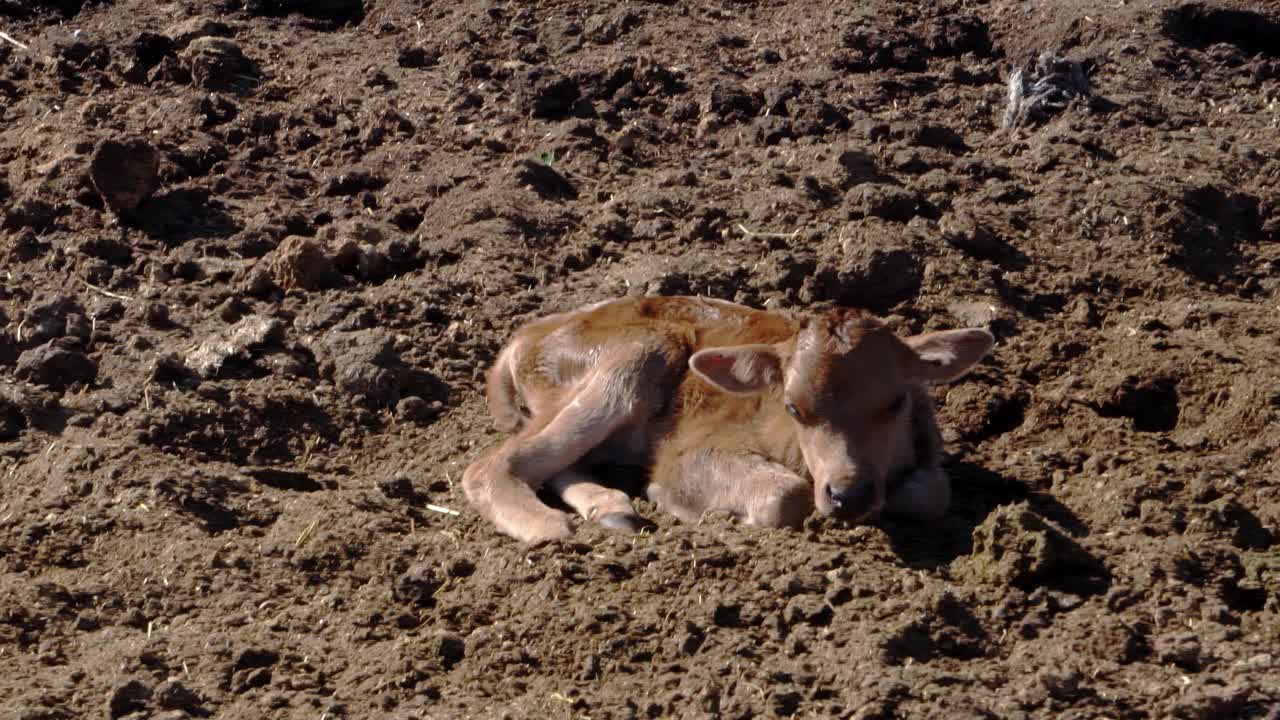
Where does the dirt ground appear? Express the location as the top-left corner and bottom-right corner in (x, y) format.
(2, 0), (1279, 717)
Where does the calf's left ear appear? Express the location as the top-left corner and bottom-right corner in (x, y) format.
(903, 328), (994, 384)
(690, 344), (783, 395)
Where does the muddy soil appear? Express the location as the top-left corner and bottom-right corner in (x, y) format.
(2, 0), (1279, 718)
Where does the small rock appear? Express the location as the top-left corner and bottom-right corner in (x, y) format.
(78, 236), (133, 264)
(323, 169), (387, 196)
(802, 244), (921, 312)
(772, 572), (827, 597)
(141, 302), (171, 329)
(940, 213), (1008, 260)
(245, 0), (363, 22)
(1155, 632), (1203, 670)
(784, 595), (833, 626)
(89, 139), (162, 215)
(63, 313), (91, 341)
(706, 83), (762, 122)
(752, 116), (794, 145)
(377, 475), (415, 500)
(511, 158), (577, 201)
(397, 395), (439, 422)
(238, 666), (272, 691)
(217, 296), (250, 323)
(907, 123), (968, 152)
(1200, 602), (1235, 625)
(154, 680), (202, 711)
(677, 622), (706, 655)
(122, 32), (175, 82)
(394, 563), (442, 606)
(771, 691), (802, 717)
(1067, 297), (1099, 327)
(831, 148), (882, 188)
(107, 679), (152, 719)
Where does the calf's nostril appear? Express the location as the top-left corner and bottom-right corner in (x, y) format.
(828, 480), (876, 517)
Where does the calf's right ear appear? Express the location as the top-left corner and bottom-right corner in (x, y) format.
(690, 345), (783, 395)
(903, 328), (995, 384)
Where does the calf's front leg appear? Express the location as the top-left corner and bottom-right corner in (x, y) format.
(648, 450), (813, 529)
(546, 467), (646, 532)
(883, 465), (951, 521)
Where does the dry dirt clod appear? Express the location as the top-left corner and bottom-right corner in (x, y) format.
(88, 138), (161, 215)
(106, 679), (152, 719)
(165, 17), (233, 49)
(393, 563), (443, 606)
(184, 314), (283, 378)
(153, 680), (202, 712)
(15, 342), (96, 389)
(951, 502), (1104, 591)
(184, 36), (256, 90)
(265, 236), (337, 291)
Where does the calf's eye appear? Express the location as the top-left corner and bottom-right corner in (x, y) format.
(785, 401), (801, 419)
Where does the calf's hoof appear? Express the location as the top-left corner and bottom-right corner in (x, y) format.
(597, 512), (646, 533)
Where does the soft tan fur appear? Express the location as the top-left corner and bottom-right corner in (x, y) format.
(463, 296), (993, 544)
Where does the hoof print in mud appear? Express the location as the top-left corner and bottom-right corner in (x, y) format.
(512, 158), (578, 201)
(515, 66), (581, 119)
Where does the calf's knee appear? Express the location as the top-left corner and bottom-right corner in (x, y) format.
(885, 466), (951, 521)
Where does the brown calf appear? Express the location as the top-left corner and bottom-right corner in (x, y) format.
(463, 296), (994, 544)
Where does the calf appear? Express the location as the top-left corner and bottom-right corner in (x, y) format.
(463, 296), (994, 544)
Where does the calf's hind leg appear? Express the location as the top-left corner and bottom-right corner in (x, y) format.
(648, 450), (813, 528)
(463, 343), (676, 544)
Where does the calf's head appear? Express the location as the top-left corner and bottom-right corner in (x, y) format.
(689, 309), (993, 522)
